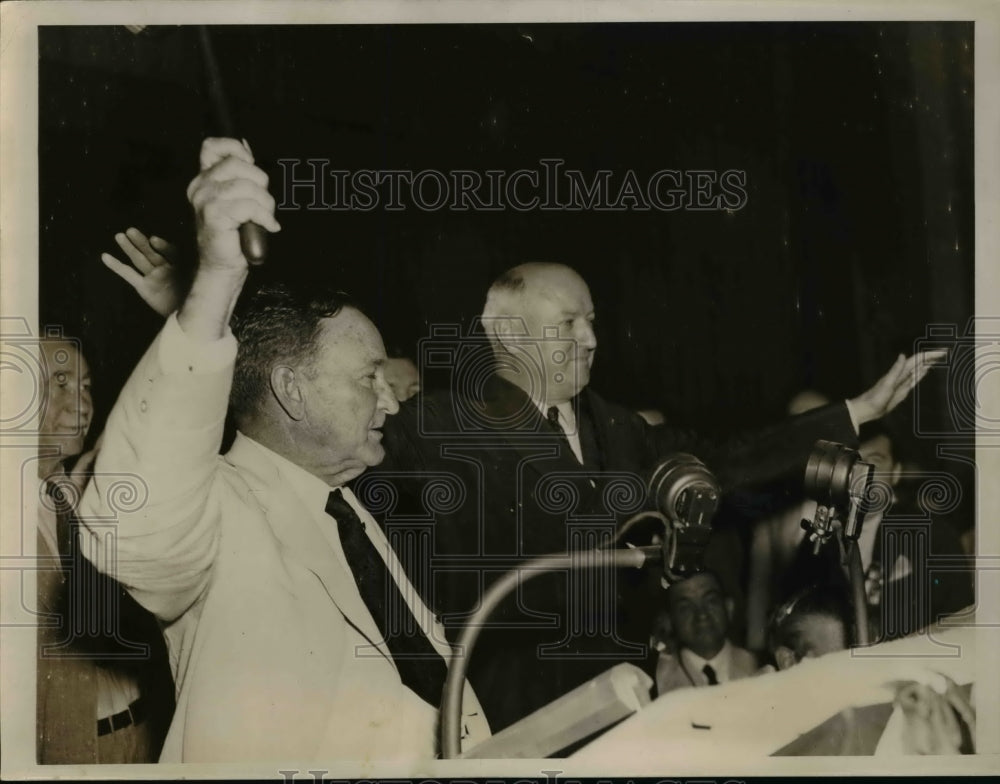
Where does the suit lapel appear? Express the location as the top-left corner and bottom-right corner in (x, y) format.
(578, 389), (610, 471)
(224, 434), (394, 665)
(479, 374), (589, 478)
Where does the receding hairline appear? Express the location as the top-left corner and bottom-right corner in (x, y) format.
(482, 262), (589, 317)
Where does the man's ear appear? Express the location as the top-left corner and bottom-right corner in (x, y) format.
(774, 646), (797, 671)
(492, 317), (517, 354)
(271, 365), (306, 421)
(725, 596), (735, 623)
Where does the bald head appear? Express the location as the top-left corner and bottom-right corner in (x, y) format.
(482, 263), (597, 405)
(787, 389), (830, 416)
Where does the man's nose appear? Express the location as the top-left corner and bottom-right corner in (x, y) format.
(76, 386), (94, 420)
(576, 320), (597, 351)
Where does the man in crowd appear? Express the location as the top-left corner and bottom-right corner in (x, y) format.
(654, 571), (759, 695)
(35, 335), (171, 763)
(767, 584), (851, 671)
(744, 390), (831, 652)
(383, 353), (421, 402)
(81, 138), (487, 762)
(779, 422), (973, 643)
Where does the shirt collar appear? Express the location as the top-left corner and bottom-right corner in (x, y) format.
(235, 432), (335, 514)
(680, 639), (733, 680)
(529, 397), (578, 435)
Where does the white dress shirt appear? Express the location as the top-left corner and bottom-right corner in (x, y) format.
(532, 399), (584, 465)
(679, 640), (736, 686)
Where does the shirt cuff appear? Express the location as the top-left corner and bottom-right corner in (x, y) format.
(157, 311), (238, 375)
(844, 398), (861, 435)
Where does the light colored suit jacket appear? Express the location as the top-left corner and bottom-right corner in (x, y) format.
(80, 317), (487, 762)
(655, 641), (759, 697)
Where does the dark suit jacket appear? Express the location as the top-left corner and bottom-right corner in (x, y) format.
(365, 373), (857, 731)
(36, 509), (173, 764)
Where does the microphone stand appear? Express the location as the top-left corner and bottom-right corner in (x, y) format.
(844, 537), (870, 648)
(440, 544), (662, 759)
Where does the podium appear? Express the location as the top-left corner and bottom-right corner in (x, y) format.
(572, 618), (976, 762)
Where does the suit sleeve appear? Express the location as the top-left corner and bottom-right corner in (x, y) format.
(78, 314), (236, 621)
(642, 402), (859, 507)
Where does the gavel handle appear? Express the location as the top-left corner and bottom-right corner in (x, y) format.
(197, 26), (267, 265)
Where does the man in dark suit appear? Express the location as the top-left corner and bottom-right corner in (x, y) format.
(367, 262), (941, 735)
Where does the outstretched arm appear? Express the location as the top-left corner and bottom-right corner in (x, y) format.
(79, 138), (280, 620)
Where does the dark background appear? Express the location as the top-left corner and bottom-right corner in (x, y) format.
(38, 22), (974, 511)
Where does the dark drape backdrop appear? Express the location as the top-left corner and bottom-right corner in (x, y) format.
(38, 22), (973, 501)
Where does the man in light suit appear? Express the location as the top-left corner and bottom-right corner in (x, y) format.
(655, 571), (759, 696)
(79, 138), (488, 762)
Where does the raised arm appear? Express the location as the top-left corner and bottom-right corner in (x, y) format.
(79, 138), (279, 621)
(642, 350), (947, 499)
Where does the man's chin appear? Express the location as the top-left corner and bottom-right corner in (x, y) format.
(42, 435), (86, 460)
(363, 442), (387, 466)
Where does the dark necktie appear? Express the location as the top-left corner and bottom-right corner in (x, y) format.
(702, 663), (719, 686)
(325, 488), (448, 709)
(546, 405), (564, 434)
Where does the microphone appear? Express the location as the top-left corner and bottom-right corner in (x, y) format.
(648, 453), (720, 527)
(647, 454), (720, 580)
(800, 439), (876, 647)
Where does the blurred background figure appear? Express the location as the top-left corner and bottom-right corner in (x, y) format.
(383, 353), (421, 402)
(778, 422), (973, 644)
(767, 584), (851, 671)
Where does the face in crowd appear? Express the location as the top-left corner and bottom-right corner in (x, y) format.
(773, 612), (848, 671)
(859, 432), (902, 489)
(383, 357), (420, 402)
(38, 339), (93, 475)
(667, 571), (731, 660)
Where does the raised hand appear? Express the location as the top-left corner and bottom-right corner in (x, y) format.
(179, 138), (280, 340)
(102, 227), (183, 317)
(186, 137), (280, 274)
(848, 349), (948, 426)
